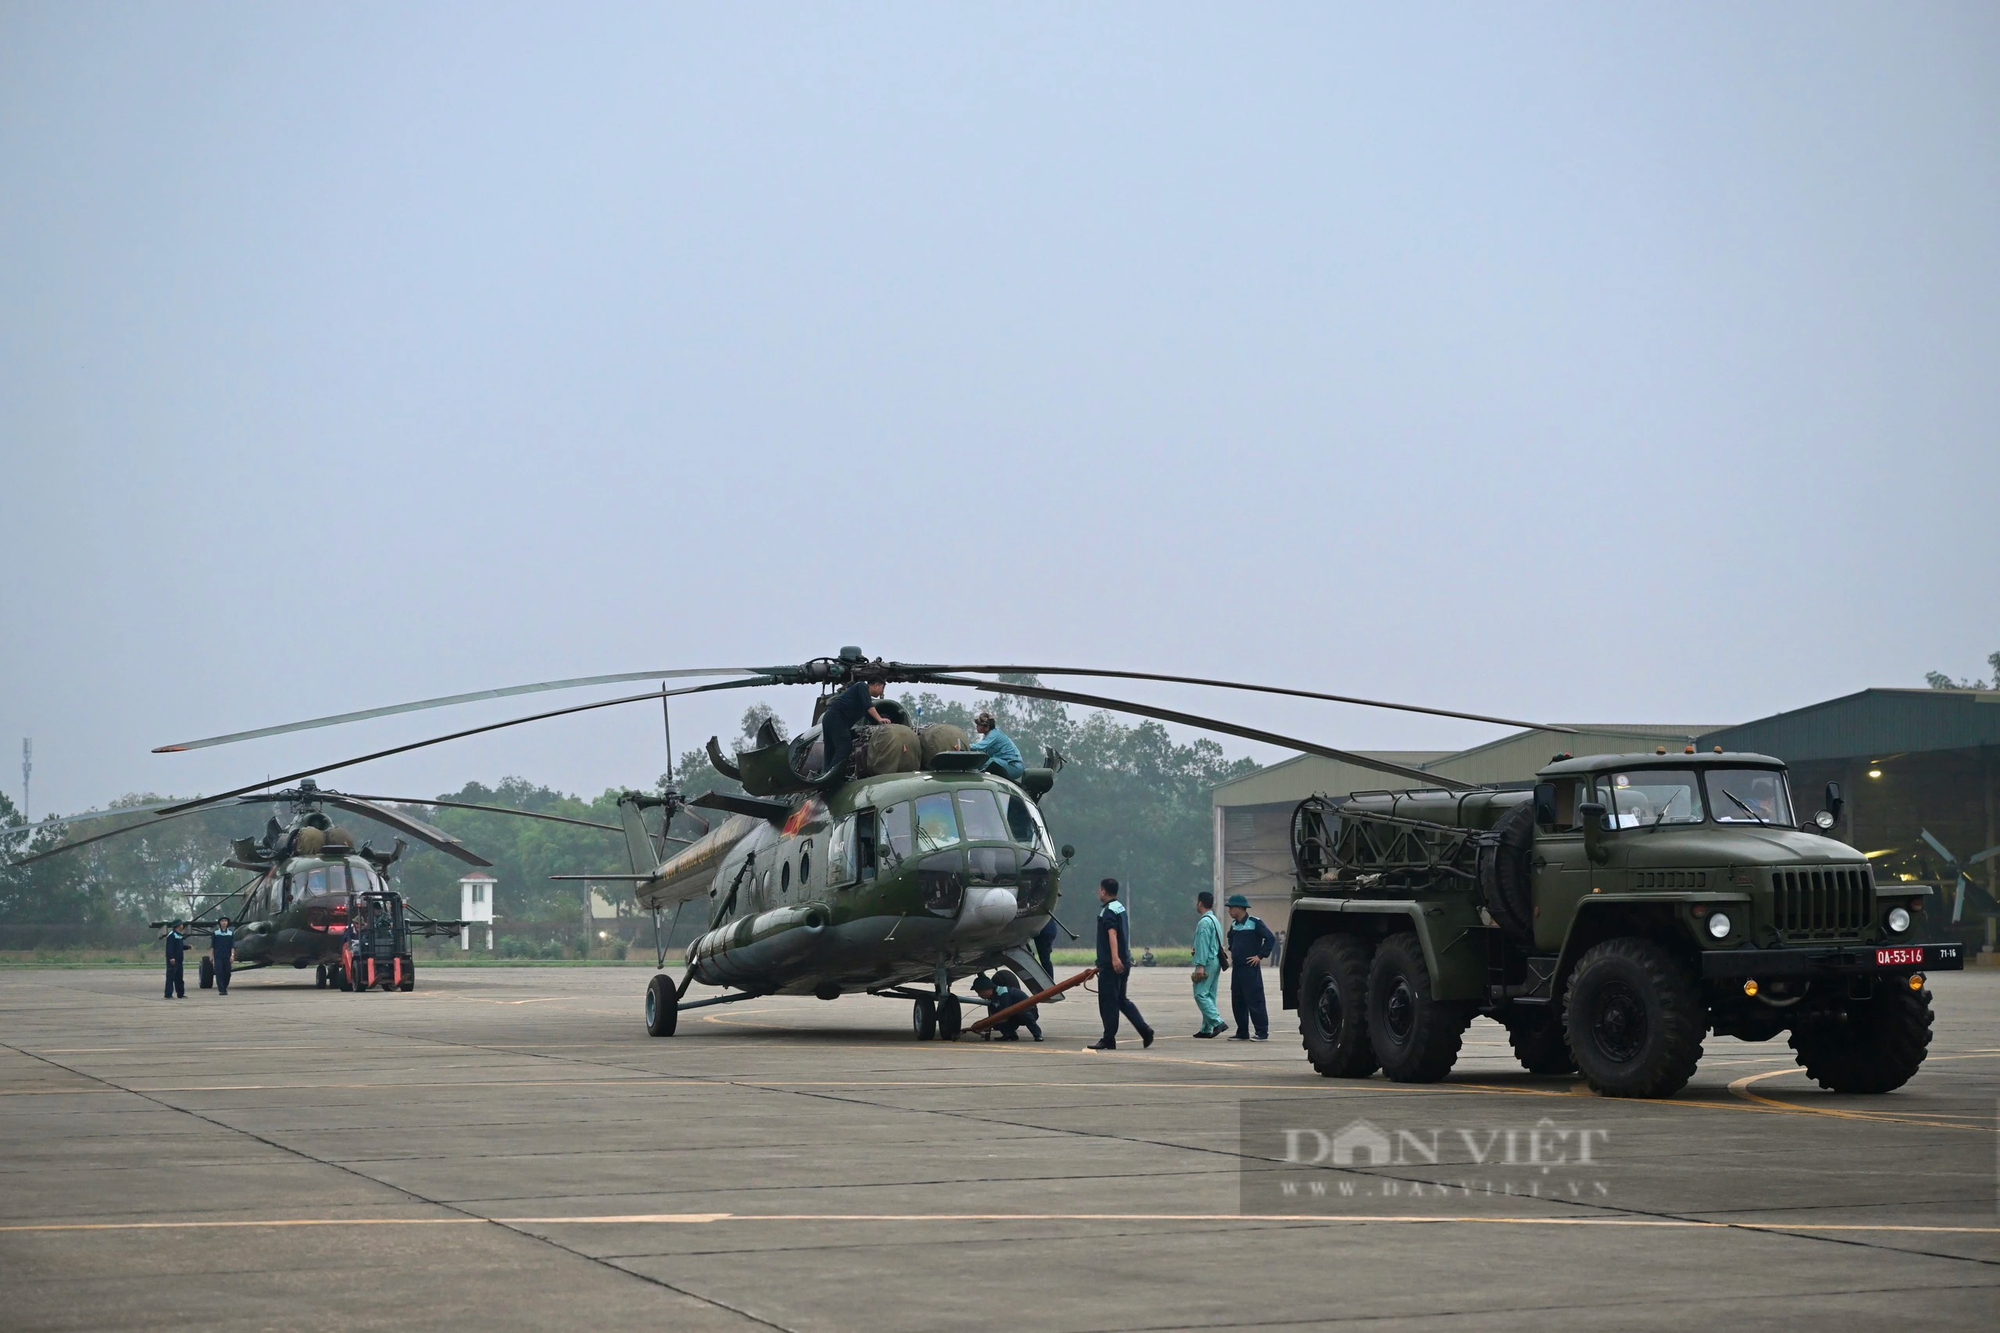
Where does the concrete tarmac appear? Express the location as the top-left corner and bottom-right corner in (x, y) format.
(1, 964), (1994, 1332)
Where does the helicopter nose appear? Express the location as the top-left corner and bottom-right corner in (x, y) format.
(954, 885), (1017, 935)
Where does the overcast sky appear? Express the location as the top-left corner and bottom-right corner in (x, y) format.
(3, 3), (1996, 818)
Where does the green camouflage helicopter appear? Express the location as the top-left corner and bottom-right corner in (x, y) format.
(149, 648), (1562, 1034)
(11, 780), (624, 991)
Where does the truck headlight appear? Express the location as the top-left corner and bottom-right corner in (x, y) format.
(1886, 906), (1911, 934)
(1707, 912), (1732, 939)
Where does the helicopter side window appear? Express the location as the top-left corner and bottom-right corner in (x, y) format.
(954, 789), (1009, 843)
(323, 866), (349, 896)
(855, 810), (880, 881)
(279, 874), (294, 911)
(1003, 794), (1037, 847)
(914, 794), (961, 852)
(878, 803), (913, 867)
(827, 819), (855, 888)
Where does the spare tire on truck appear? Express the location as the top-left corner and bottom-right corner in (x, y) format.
(1477, 800), (1537, 946)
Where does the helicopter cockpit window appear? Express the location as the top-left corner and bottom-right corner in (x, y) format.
(1008, 792), (1040, 844)
(304, 868), (329, 897)
(954, 789), (1009, 843)
(877, 803), (911, 868)
(913, 794), (960, 853)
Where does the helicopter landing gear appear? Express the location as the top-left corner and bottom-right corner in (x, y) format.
(937, 994), (963, 1042)
(645, 974), (679, 1037)
(912, 996), (938, 1041)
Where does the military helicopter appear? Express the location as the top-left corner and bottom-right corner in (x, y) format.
(148, 648), (1563, 1032)
(9, 780), (625, 992)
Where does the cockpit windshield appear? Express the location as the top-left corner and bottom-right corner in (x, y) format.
(1596, 770), (1705, 828)
(1708, 769), (1793, 825)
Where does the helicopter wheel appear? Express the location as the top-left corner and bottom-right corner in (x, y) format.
(912, 996), (938, 1041)
(937, 995), (963, 1042)
(645, 974), (679, 1037)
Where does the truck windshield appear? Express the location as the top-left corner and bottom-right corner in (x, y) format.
(1707, 769), (1793, 825)
(1596, 770), (1705, 828)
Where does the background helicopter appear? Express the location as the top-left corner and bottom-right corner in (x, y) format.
(151, 648), (1565, 1032)
(10, 779), (626, 991)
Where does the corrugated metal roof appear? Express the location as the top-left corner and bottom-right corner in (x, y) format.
(1698, 689), (2000, 762)
(1212, 751), (1451, 807)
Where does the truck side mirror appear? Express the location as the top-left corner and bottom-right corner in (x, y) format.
(1578, 801), (1610, 864)
(1823, 781), (1843, 824)
(1532, 783), (1557, 828)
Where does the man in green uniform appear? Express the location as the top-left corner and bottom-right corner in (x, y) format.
(1190, 891), (1225, 1037)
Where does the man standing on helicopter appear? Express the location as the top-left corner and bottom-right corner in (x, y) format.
(818, 678), (890, 781)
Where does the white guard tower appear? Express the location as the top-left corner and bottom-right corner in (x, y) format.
(459, 874), (497, 951)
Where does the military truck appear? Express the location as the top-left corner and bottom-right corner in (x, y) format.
(1279, 749), (1965, 1098)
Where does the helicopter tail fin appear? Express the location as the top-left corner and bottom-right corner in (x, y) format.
(618, 797), (662, 876)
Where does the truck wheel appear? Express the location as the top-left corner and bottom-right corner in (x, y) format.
(314, 963), (328, 989)
(199, 956), (214, 990)
(1563, 939), (1704, 1098)
(912, 997), (937, 1041)
(1365, 934), (1471, 1082)
(1502, 1006), (1576, 1075)
(1789, 982), (1931, 1093)
(1298, 935), (1377, 1078)
(398, 960), (415, 993)
(1477, 800), (1538, 946)
(937, 995), (962, 1041)
(645, 974), (679, 1037)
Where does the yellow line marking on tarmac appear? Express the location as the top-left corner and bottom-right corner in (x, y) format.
(4, 1213), (1995, 1236)
(1726, 1065), (1999, 1132)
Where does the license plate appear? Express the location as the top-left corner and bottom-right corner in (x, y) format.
(1875, 947), (1924, 967)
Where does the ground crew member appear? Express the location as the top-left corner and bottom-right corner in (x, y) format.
(211, 917), (236, 996)
(1225, 894), (1276, 1041)
(1190, 891), (1224, 1037)
(1034, 915), (1060, 982)
(969, 711), (1025, 782)
(818, 679), (888, 782)
(1089, 879), (1154, 1051)
(162, 920), (187, 1000)
(973, 970), (1043, 1041)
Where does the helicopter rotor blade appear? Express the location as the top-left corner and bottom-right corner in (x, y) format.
(152, 667), (762, 753)
(1918, 828), (1957, 867)
(154, 677), (778, 817)
(904, 665), (1575, 735)
(7, 805), (222, 868)
(318, 796), (494, 867)
(339, 796), (622, 834)
(912, 673), (1473, 791)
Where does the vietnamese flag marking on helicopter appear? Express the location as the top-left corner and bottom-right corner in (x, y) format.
(781, 800), (822, 839)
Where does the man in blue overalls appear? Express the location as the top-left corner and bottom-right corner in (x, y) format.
(211, 917), (236, 996)
(1089, 878), (1154, 1051)
(1225, 894), (1277, 1041)
(162, 921), (186, 999)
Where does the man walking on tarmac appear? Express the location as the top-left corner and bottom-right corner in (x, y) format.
(1225, 894), (1277, 1041)
(211, 917), (236, 996)
(1190, 891), (1225, 1037)
(1089, 879), (1154, 1051)
(162, 920), (187, 999)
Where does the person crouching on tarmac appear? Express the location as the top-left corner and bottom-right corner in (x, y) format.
(1224, 894), (1276, 1040)
(973, 971), (1043, 1041)
(1090, 878), (1154, 1050)
(1190, 892), (1225, 1037)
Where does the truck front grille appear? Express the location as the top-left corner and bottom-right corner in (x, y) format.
(1770, 867), (1873, 939)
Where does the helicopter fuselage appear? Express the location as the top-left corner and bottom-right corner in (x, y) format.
(647, 769), (1062, 998)
(222, 855), (390, 970)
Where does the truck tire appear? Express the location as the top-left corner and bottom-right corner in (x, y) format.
(1789, 983), (1931, 1094)
(1502, 1006), (1576, 1075)
(645, 973), (679, 1036)
(1563, 938), (1703, 1098)
(1365, 934), (1471, 1082)
(1477, 801), (1537, 946)
(1298, 934), (1377, 1078)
